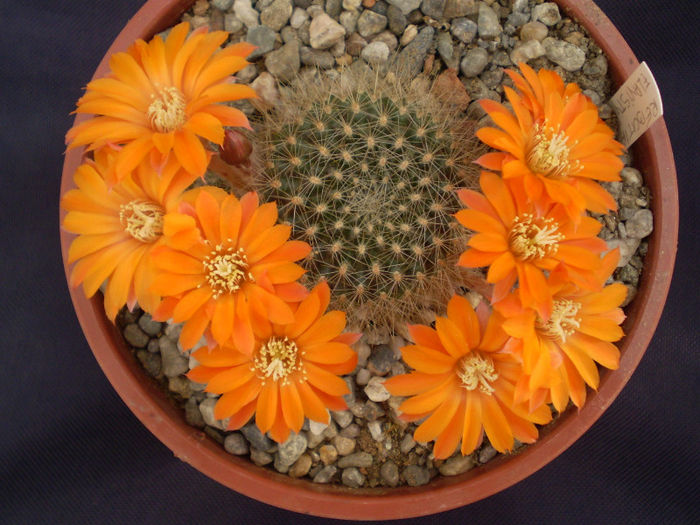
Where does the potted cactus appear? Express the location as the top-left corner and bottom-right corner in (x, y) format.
(59, 0), (677, 519)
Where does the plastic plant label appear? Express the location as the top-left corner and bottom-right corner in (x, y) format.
(608, 61), (663, 148)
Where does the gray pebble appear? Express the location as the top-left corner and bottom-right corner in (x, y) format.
(397, 26), (434, 76)
(386, 0), (421, 16)
(477, 3), (502, 40)
(625, 209), (653, 239)
(606, 237), (641, 267)
(386, 5), (407, 35)
(237, 64), (259, 83)
(506, 10), (529, 29)
(168, 376), (192, 398)
(277, 432), (308, 467)
(199, 398), (227, 430)
(290, 7), (309, 28)
(159, 337), (188, 378)
(543, 37), (586, 71)
(621, 167), (643, 187)
(340, 10), (361, 34)
(361, 41), (390, 65)
(372, 30), (398, 51)
(583, 54), (608, 77)
(400, 433), (416, 453)
(163, 322), (182, 342)
(204, 426), (225, 444)
(421, 0), (446, 20)
(246, 25), (277, 59)
(224, 13), (244, 33)
(138, 313), (162, 336)
(184, 398), (205, 428)
(261, 0), (293, 31)
(436, 31), (458, 69)
(450, 17), (477, 43)
(342, 467), (366, 488)
(510, 39), (545, 64)
(357, 10), (388, 38)
(460, 46), (489, 77)
(313, 465), (338, 483)
(241, 422), (277, 452)
(380, 460), (400, 486)
(212, 0), (235, 10)
(532, 2), (561, 26)
(326, 0), (343, 18)
(364, 376), (391, 402)
(301, 45), (336, 68)
(402, 464), (430, 486)
(400, 24), (418, 45)
(310, 13), (347, 49)
(368, 420), (384, 441)
(124, 323), (149, 348)
(478, 444), (498, 463)
(368, 344), (396, 375)
(147, 338), (160, 354)
(234, 0), (260, 28)
(339, 423), (360, 439)
(333, 435), (357, 455)
(250, 447), (274, 466)
(616, 264), (640, 285)
(224, 432), (250, 455)
(136, 349), (161, 378)
(294, 0), (312, 7)
(355, 367), (371, 385)
(343, 0), (363, 10)
(439, 455), (475, 475)
(331, 410), (354, 428)
(337, 451), (373, 468)
(363, 400), (385, 421)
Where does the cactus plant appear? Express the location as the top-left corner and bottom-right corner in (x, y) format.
(253, 68), (484, 334)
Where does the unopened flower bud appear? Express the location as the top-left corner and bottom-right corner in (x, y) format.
(219, 129), (252, 165)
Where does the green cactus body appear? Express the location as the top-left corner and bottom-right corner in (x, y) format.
(254, 69), (483, 334)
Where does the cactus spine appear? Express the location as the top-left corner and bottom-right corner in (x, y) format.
(253, 68), (484, 335)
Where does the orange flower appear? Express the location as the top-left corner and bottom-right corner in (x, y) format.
(496, 250), (626, 412)
(66, 22), (257, 184)
(385, 295), (551, 458)
(475, 63), (624, 220)
(187, 282), (360, 443)
(61, 148), (198, 320)
(456, 171), (607, 319)
(150, 187), (311, 353)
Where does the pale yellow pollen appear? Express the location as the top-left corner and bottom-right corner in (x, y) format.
(147, 86), (186, 133)
(202, 246), (252, 299)
(536, 299), (582, 343)
(508, 214), (563, 262)
(527, 126), (579, 179)
(253, 336), (302, 386)
(458, 354), (498, 395)
(120, 200), (164, 243)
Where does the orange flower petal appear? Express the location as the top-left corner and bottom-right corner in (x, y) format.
(401, 345), (455, 374)
(280, 382), (304, 433)
(206, 364), (255, 394)
(255, 383), (279, 433)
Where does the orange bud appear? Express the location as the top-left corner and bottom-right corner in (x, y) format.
(219, 129), (252, 165)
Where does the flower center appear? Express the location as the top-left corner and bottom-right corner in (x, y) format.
(147, 86), (186, 133)
(536, 299), (582, 343)
(253, 337), (303, 385)
(119, 200), (164, 243)
(527, 126), (577, 180)
(457, 354), (498, 395)
(202, 245), (252, 299)
(508, 214), (563, 262)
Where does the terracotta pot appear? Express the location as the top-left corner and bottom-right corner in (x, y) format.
(59, 0), (679, 519)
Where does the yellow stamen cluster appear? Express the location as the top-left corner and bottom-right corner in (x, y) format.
(202, 244), (252, 299)
(147, 86), (186, 133)
(536, 299), (582, 343)
(119, 200), (164, 243)
(253, 336), (304, 385)
(526, 126), (578, 180)
(458, 354), (499, 395)
(508, 214), (563, 262)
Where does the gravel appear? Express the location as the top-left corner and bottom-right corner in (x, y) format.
(118, 0), (656, 490)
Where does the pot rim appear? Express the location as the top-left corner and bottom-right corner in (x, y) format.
(59, 0), (679, 519)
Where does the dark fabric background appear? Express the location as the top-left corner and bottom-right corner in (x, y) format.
(1, 1), (697, 523)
